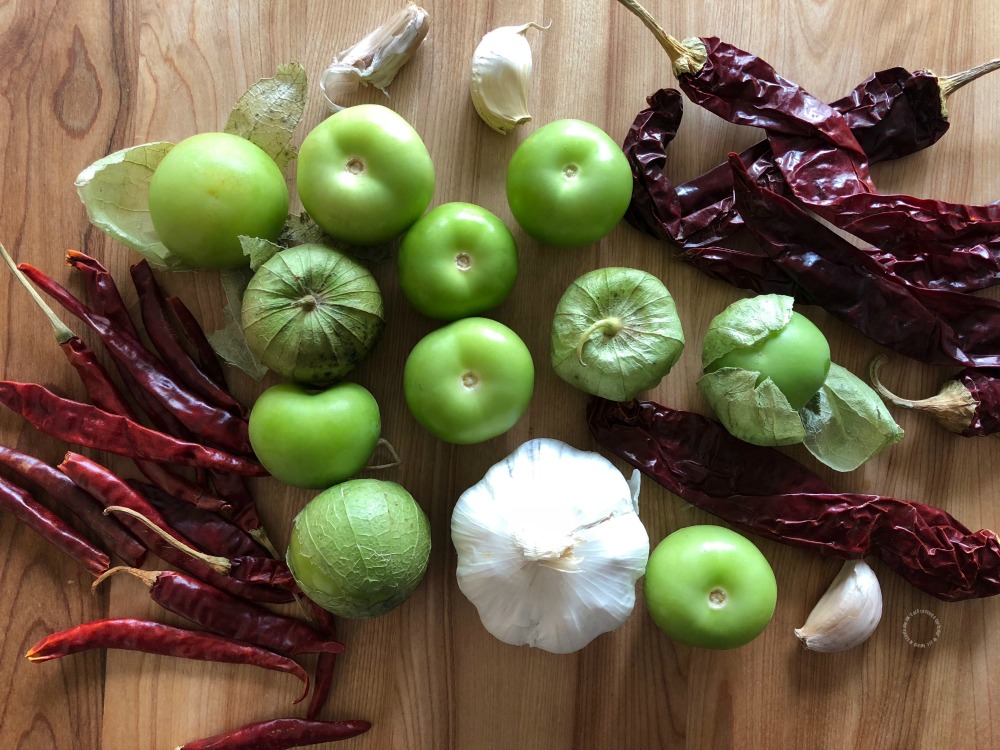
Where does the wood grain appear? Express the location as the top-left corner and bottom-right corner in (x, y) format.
(1, 1), (999, 748)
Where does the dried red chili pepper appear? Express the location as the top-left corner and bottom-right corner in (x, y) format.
(101, 505), (297, 592)
(167, 295), (229, 390)
(0, 382), (264, 476)
(305, 602), (339, 720)
(129, 480), (262, 559)
(616, 0), (1000, 293)
(729, 154), (1000, 368)
(626, 58), (999, 250)
(0, 474), (110, 577)
(588, 398), (1000, 602)
(208, 471), (276, 556)
(175, 718), (372, 750)
(64, 249), (142, 340)
(0, 447), (146, 568)
(19, 262), (252, 454)
(60, 453), (292, 604)
(26, 618), (309, 702)
(869, 356), (1000, 437)
(97, 567), (344, 657)
(130, 260), (248, 419)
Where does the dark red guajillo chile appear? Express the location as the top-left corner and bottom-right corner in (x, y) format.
(97, 567), (344, 657)
(129, 479), (263, 559)
(0, 382), (264, 476)
(19, 263), (252, 455)
(0, 446), (146, 568)
(176, 718), (372, 750)
(60, 331), (234, 513)
(625, 62), (985, 249)
(869, 356), (1000, 437)
(305, 603), (339, 721)
(587, 398), (1000, 602)
(64, 250), (141, 339)
(130, 260), (248, 419)
(729, 154), (1000, 368)
(26, 618), (309, 703)
(209, 471), (276, 556)
(59, 453), (293, 604)
(615, 1), (1000, 291)
(0, 474), (111, 577)
(167, 296), (229, 390)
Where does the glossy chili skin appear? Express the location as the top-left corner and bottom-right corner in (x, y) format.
(176, 718), (372, 750)
(729, 154), (1000, 368)
(0, 382), (264, 476)
(65, 250), (141, 340)
(61, 332), (233, 513)
(25, 618), (308, 702)
(626, 67), (951, 249)
(672, 38), (1000, 291)
(60, 453), (291, 604)
(588, 398), (1000, 602)
(167, 295), (229, 390)
(20, 263), (252, 454)
(958, 369), (1000, 437)
(130, 260), (248, 419)
(0, 474), (110, 577)
(305, 603), (339, 720)
(0, 446), (146, 568)
(133, 569), (343, 656)
(131, 480), (261, 559)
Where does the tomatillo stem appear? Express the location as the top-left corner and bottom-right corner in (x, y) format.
(576, 317), (624, 366)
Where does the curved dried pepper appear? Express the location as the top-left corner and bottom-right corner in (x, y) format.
(588, 398), (1000, 602)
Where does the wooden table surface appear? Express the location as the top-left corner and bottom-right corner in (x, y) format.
(2, 1), (999, 748)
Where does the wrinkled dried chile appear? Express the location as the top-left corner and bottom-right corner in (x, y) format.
(729, 154), (1000, 368)
(176, 718), (371, 750)
(588, 398), (1000, 602)
(26, 618), (309, 703)
(625, 66), (956, 249)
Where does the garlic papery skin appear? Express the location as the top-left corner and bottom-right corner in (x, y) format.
(320, 4), (430, 112)
(470, 22), (547, 135)
(451, 438), (649, 654)
(794, 559), (883, 652)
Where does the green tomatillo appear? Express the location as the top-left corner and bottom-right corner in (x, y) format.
(248, 381), (381, 490)
(397, 202), (518, 320)
(148, 132), (289, 270)
(643, 525), (778, 650)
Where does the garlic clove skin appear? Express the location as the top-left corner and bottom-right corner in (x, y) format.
(321, 4), (430, 112)
(795, 558), (882, 652)
(470, 22), (547, 135)
(451, 438), (650, 654)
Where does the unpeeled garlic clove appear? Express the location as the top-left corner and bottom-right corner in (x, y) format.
(795, 558), (882, 652)
(320, 4), (430, 112)
(470, 22), (548, 135)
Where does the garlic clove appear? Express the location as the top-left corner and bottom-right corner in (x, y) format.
(320, 4), (430, 112)
(795, 558), (882, 652)
(470, 22), (548, 135)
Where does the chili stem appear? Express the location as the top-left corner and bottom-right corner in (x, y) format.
(0, 244), (75, 344)
(103, 505), (231, 575)
(939, 57), (1000, 98)
(93, 565), (157, 589)
(613, 0), (683, 61)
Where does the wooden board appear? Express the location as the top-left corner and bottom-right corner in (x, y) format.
(1, 1), (999, 748)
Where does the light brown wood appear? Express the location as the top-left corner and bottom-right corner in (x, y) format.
(1, 1), (999, 748)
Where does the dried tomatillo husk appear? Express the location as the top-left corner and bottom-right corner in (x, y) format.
(241, 244), (384, 385)
(551, 267), (684, 402)
(868, 355), (1000, 437)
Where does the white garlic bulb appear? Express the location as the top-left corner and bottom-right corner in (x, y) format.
(795, 558), (883, 652)
(470, 22), (547, 135)
(451, 438), (649, 654)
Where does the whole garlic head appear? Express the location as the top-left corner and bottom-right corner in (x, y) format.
(451, 438), (649, 654)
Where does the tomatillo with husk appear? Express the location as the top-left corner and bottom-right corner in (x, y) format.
(242, 243), (384, 385)
(551, 267), (685, 401)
